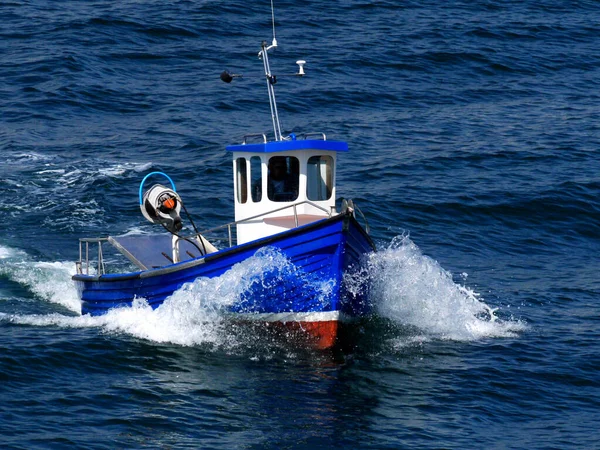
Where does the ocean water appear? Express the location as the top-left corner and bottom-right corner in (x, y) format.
(1, 0), (599, 448)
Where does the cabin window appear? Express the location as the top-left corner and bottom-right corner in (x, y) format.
(250, 156), (262, 202)
(267, 156), (299, 202)
(307, 155), (333, 201)
(236, 157), (248, 204)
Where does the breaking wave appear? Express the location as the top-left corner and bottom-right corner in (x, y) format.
(0, 238), (526, 350)
(366, 234), (526, 342)
(0, 248), (329, 350)
(0, 244), (81, 313)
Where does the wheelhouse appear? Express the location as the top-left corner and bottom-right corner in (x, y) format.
(227, 135), (348, 244)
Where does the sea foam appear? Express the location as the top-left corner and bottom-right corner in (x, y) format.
(367, 234), (526, 341)
(0, 245), (81, 313)
(0, 239), (525, 348)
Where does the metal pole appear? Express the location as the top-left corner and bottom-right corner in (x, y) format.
(261, 42), (282, 141)
(98, 242), (103, 275)
(293, 204), (298, 227)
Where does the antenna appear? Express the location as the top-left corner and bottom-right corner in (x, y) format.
(220, 1), (307, 141)
(259, 40), (283, 141)
(271, 0), (277, 47)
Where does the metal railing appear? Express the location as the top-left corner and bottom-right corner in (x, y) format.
(300, 132), (327, 140)
(240, 132), (327, 145)
(74, 199), (369, 276)
(242, 133), (268, 144)
(76, 237), (108, 275)
(196, 200), (333, 247)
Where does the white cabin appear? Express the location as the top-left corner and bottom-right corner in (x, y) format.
(226, 136), (349, 244)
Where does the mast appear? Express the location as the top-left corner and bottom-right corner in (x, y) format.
(259, 39), (283, 141)
(220, 0), (306, 142)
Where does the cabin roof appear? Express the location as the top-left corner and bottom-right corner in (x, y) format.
(226, 139), (348, 153)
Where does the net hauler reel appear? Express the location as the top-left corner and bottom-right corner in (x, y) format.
(138, 172), (218, 263)
(139, 172), (182, 233)
(141, 184), (182, 233)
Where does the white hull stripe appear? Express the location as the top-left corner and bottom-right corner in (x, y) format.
(232, 311), (341, 323)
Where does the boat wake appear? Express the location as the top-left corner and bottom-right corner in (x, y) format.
(0, 244), (81, 313)
(0, 238), (526, 350)
(1, 155), (153, 233)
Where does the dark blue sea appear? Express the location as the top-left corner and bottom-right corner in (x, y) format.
(1, 0), (599, 448)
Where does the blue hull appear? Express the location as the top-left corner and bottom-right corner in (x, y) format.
(73, 213), (375, 321)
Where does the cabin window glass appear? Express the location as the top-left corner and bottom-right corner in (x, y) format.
(267, 156), (299, 202)
(250, 156), (262, 202)
(236, 158), (248, 204)
(307, 156), (333, 201)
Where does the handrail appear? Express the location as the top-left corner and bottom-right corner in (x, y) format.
(240, 132), (329, 144)
(76, 200), (334, 274)
(196, 200), (332, 247)
(242, 133), (268, 144)
(300, 132), (327, 141)
(77, 237), (108, 275)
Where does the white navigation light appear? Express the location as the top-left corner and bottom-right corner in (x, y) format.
(296, 60), (306, 76)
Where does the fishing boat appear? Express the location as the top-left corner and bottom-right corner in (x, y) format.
(72, 17), (376, 349)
